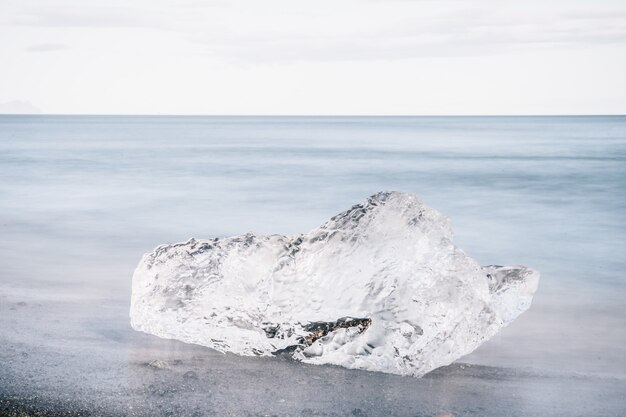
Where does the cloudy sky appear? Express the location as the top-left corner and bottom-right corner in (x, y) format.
(1, 0), (625, 115)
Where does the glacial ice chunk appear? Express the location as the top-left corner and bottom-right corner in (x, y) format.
(130, 192), (539, 377)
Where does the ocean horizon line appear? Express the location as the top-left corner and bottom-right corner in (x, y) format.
(1, 113), (625, 118)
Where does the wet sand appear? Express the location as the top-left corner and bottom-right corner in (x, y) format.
(2, 289), (625, 417)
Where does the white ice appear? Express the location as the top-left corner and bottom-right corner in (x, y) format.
(130, 192), (539, 377)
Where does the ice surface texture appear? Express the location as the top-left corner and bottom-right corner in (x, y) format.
(130, 192), (539, 377)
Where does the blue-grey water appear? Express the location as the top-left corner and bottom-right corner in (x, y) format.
(1, 115), (625, 416)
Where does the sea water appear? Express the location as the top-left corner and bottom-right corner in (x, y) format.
(1, 116), (625, 415)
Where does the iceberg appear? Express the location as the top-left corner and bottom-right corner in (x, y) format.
(130, 192), (539, 377)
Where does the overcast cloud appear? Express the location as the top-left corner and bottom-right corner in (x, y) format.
(1, 0), (625, 114)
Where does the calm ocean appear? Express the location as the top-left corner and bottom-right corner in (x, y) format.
(1, 115), (625, 415)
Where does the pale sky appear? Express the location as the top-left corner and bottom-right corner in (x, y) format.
(1, 0), (625, 115)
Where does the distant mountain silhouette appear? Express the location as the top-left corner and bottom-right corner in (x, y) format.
(0, 100), (42, 114)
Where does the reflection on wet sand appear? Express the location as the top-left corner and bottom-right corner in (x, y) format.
(1, 288), (625, 416)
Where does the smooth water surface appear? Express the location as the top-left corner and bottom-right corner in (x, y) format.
(1, 116), (625, 416)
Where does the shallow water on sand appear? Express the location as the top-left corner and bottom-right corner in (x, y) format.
(1, 115), (625, 416)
